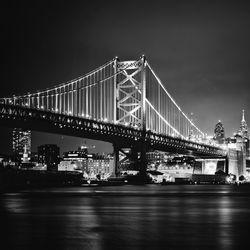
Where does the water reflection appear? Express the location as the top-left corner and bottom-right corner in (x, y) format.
(1, 185), (250, 249)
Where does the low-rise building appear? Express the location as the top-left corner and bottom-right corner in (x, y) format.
(38, 144), (60, 171)
(58, 150), (114, 178)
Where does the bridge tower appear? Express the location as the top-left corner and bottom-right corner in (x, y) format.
(114, 55), (146, 130)
(113, 55), (147, 177)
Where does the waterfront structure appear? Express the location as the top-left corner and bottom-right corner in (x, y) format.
(58, 150), (88, 172)
(12, 128), (31, 162)
(156, 162), (193, 180)
(0, 154), (16, 168)
(58, 161), (83, 172)
(87, 154), (114, 178)
(38, 144), (60, 170)
(58, 148), (115, 178)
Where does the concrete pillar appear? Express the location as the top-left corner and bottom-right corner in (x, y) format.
(113, 143), (120, 177)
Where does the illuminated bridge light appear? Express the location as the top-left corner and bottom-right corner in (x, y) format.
(0, 56), (224, 159)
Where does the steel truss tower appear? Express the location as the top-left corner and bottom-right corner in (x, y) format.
(115, 55), (146, 131)
(113, 56), (147, 178)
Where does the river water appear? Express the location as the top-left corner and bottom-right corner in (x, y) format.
(1, 184), (250, 250)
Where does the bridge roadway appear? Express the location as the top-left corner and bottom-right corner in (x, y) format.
(0, 104), (225, 158)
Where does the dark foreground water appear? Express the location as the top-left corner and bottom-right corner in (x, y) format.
(1, 184), (250, 250)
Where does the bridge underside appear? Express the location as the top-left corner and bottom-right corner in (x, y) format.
(0, 104), (224, 159)
(0, 104), (226, 177)
(0, 113), (134, 148)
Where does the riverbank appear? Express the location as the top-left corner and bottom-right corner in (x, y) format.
(0, 167), (247, 193)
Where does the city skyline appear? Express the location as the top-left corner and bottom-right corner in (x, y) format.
(1, 1), (250, 154)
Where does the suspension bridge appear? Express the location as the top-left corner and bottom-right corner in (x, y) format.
(0, 55), (225, 174)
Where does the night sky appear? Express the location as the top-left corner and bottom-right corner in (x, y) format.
(1, 1), (250, 155)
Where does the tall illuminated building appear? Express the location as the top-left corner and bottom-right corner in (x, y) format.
(239, 109), (248, 139)
(214, 120), (225, 144)
(12, 128), (31, 161)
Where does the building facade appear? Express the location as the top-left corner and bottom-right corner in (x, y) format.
(58, 150), (88, 172)
(12, 128), (31, 161)
(87, 154), (114, 178)
(58, 151), (114, 179)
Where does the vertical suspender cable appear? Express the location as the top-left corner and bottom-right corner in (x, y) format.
(100, 68), (103, 120)
(71, 83), (74, 115)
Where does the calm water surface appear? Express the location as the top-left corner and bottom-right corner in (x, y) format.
(1, 185), (250, 250)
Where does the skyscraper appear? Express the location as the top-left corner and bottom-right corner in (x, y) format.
(214, 120), (225, 144)
(239, 110), (248, 139)
(12, 128), (31, 161)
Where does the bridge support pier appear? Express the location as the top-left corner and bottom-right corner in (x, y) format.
(113, 143), (120, 177)
(227, 147), (246, 180)
(193, 158), (227, 174)
(112, 141), (148, 180)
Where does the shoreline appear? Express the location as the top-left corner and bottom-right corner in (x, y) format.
(2, 183), (250, 197)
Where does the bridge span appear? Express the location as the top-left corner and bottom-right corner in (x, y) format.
(0, 56), (226, 174)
